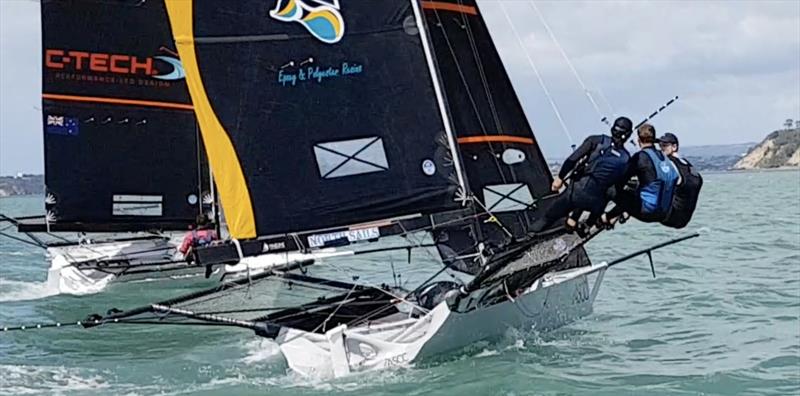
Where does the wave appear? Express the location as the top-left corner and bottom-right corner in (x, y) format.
(240, 338), (284, 365)
(0, 278), (58, 302)
(0, 364), (111, 395)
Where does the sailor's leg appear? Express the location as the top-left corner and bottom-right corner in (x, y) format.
(605, 189), (639, 220)
(585, 200), (607, 228)
(567, 209), (583, 228)
(530, 187), (574, 232)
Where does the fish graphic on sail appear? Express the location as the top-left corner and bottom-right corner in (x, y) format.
(270, 0), (345, 44)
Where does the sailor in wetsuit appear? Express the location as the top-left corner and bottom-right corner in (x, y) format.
(603, 124), (680, 224)
(530, 116), (633, 234)
(657, 133), (703, 228)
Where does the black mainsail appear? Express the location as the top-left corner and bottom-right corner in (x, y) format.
(420, 0), (589, 276)
(167, 0), (467, 242)
(27, 0), (209, 232)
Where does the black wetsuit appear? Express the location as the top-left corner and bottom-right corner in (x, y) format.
(607, 146), (665, 222)
(662, 156), (702, 228)
(531, 135), (627, 232)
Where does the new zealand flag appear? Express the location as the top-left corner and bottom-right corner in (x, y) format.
(46, 115), (79, 136)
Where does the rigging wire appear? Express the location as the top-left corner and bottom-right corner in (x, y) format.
(526, 0), (607, 125)
(596, 88), (617, 119)
(497, 1), (574, 147)
(457, 0), (505, 139)
(429, 7), (510, 184)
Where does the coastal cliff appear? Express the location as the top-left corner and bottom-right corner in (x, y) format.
(734, 128), (800, 169)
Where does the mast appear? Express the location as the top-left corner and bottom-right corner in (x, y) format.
(410, 0), (469, 198)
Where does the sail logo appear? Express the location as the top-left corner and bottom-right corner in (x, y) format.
(44, 49), (185, 81)
(270, 0), (345, 44)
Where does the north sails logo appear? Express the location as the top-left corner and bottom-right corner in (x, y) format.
(270, 0), (345, 44)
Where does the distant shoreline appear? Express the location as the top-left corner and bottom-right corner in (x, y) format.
(1, 168), (797, 199)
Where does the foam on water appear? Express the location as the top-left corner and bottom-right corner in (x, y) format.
(240, 338), (284, 365)
(0, 278), (58, 302)
(0, 364), (111, 395)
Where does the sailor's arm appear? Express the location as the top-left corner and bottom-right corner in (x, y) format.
(552, 135), (601, 191)
(178, 233), (193, 255)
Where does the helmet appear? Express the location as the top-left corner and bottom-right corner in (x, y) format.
(611, 116), (633, 138)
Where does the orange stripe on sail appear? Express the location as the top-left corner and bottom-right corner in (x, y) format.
(421, 1), (478, 15)
(457, 135), (535, 145)
(42, 93), (194, 111)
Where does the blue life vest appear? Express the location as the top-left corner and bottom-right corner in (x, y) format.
(586, 135), (630, 189)
(639, 147), (679, 215)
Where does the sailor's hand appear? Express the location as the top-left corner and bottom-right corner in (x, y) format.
(551, 177), (563, 192)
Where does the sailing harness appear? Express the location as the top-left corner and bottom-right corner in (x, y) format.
(583, 135), (629, 188)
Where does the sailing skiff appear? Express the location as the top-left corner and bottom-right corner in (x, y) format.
(0, 0), (703, 381)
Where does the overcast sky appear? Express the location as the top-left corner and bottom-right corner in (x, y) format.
(1, 0), (798, 175)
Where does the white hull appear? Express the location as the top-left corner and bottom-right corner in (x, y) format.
(45, 237), (195, 295)
(275, 263), (608, 379)
(46, 239), (350, 295)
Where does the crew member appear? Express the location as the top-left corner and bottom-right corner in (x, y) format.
(531, 116), (633, 234)
(604, 124), (680, 223)
(179, 214), (219, 260)
(657, 133), (703, 228)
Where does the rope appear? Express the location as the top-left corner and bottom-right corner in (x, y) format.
(527, 0), (607, 124)
(498, 1), (574, 146)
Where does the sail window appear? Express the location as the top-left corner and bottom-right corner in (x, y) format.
(483, 184), (533, 212)
(112, 194), (163, 216)
(313, 137), (389, 179)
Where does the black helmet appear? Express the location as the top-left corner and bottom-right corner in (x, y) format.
(611, 116), (633, 138)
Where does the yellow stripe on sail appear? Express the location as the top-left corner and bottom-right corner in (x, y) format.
(165, 0), (257, 239)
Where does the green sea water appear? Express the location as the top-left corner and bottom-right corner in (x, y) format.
(0, 170), (798, 395)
